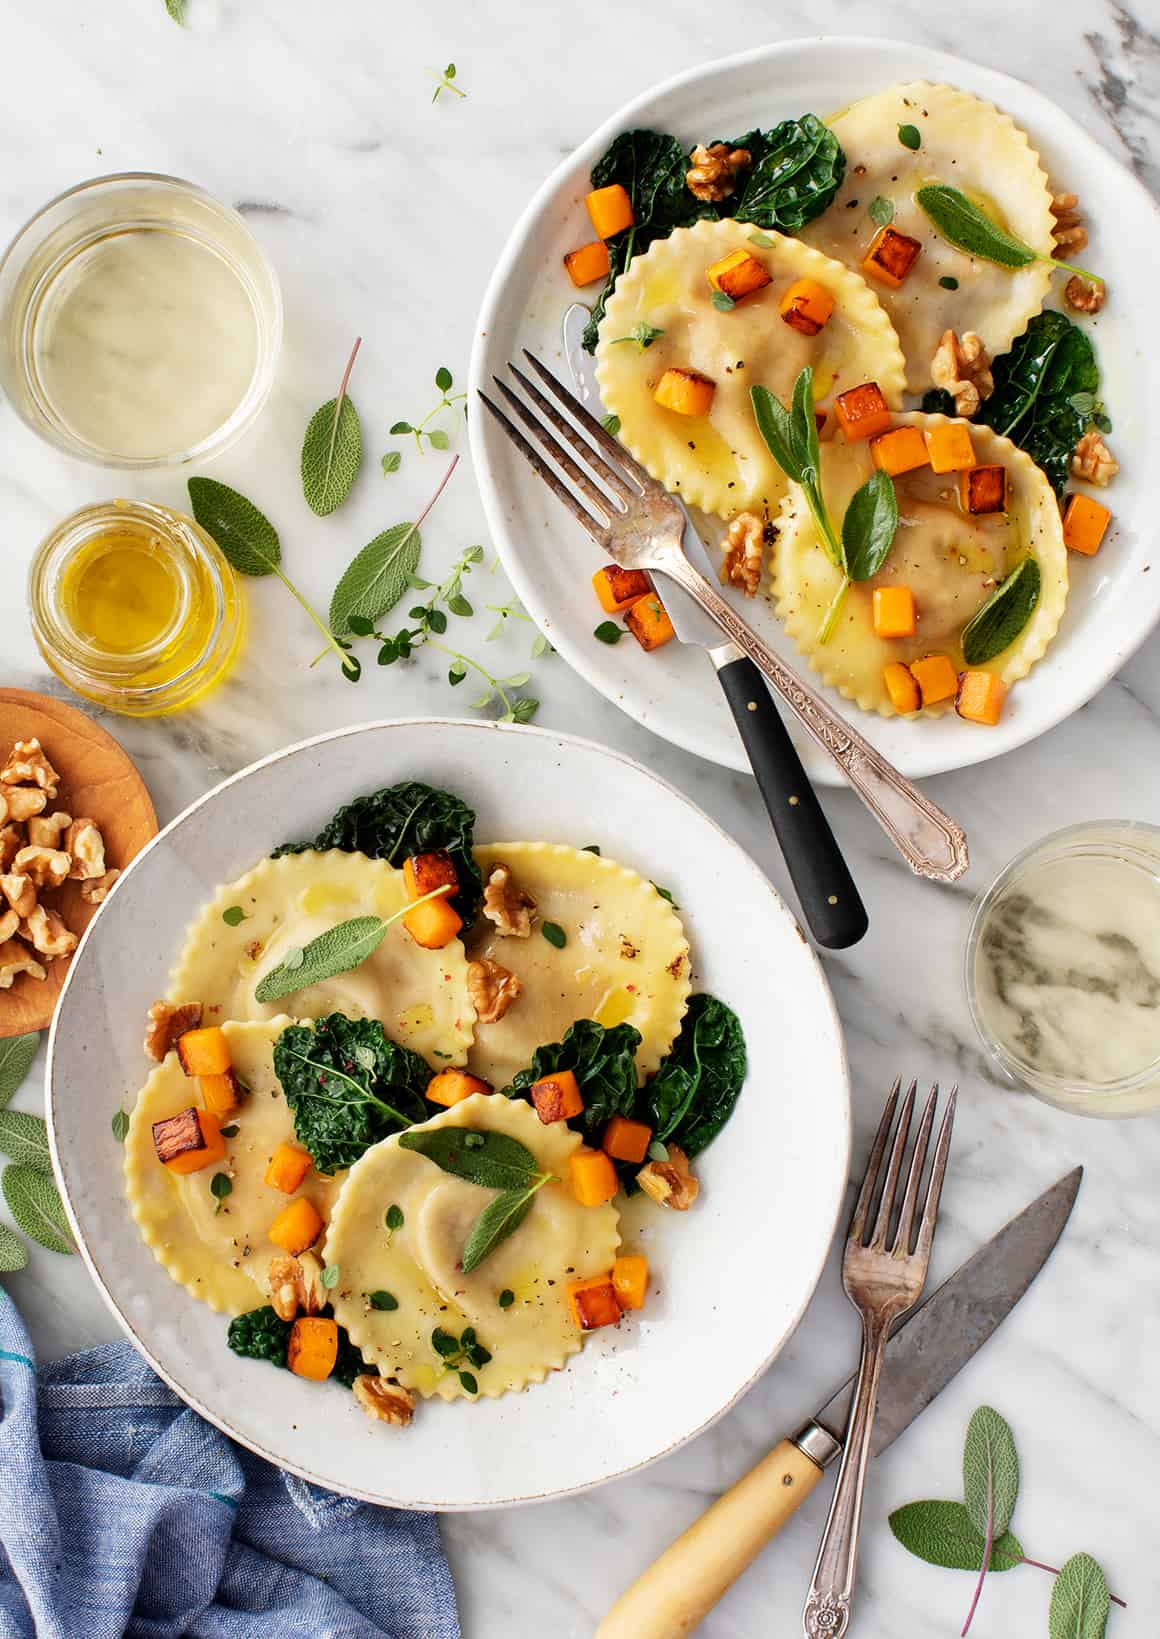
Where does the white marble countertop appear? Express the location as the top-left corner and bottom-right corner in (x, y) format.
(2, 2), (1158, 1634)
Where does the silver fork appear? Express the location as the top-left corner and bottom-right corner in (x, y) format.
(479, 354), (968, 883)
(803, 1079), (958, 1639)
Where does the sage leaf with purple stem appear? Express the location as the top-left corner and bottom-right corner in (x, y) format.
(889, 1501), (1024, 1573)
(961, 1405), (1020, 1635)
(1049, 1553), (1111, 1639)
(301, 338), (363, 516)
(0, 1033), (39, 1109)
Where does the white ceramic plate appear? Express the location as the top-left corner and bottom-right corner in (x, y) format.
(47, 719), (849, 1508)
(469, 38), (1157, 783)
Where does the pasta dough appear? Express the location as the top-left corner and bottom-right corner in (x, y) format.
(324, 1093), (621, 1400)
(595, 217), (905, 518)
(801, 82), (1055, 391)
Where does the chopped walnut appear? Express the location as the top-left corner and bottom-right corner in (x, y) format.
(1064, 274), (1106, 315)
(1071, 428), (1119, 486)
(0, 786), (47, 825)
(0, 874), (36, 920)
(267, 1252), (326, 1322)
(721, 511), (765, 597)
(352, 1374), (415, 1427)
(1050, 191), (1087, 257)
(636, 1144), (699, 1211)
(0, 939), (46, 988)
(930, 329), (994, 416)
(80, 868), (120, 905)
(686, 143), (752, 203)
(467, 957), (522, 1024)
(22, 904), (77, 959)
(0, 909), (18, 945)
(1, 739), (59, 797)
(65, 817), (106, 881)
(26, 811), (71, 849)
(13, 846), (70, 890)
(0, 827), (21, 873)
(143, 998), (204, 1062)
(482, 863), (536, 938)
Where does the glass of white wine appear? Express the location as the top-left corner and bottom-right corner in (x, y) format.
(0, 172), (281, 468)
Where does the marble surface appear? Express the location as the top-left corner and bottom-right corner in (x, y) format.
(2, 2), (1158, 1634)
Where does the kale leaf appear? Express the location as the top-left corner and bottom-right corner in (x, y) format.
(973, 309), (1099, 497)
(272, 779), (483, 924)
(274, 1014), (432, 1175)
(332, 1325), (377, 1389)
(502, 1019), (641, 1143)
(227, 1305), (291, 1367)
(643, 995), (747, 1159)
(731, 114), (846, 232)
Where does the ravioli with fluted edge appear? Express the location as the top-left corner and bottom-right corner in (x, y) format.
(800, 83), (1055, 392)
(771, 412), (1068, 715)
(166, 850), (475, 1065)
(595, 217), (905, 518)
(124, 1018), (345, 1313)
(467, 841), (690, 1091)
(324, 1093), (620, 1400)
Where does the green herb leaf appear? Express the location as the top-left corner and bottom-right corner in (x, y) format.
(0, 1034), (39, 1109)
(888, 1501), (1025, 1574)
(0, 1223), (28, 1272)
(163, 0), (186, 22)
(601, 414), (621, 436)
(711, 290), (735, 311)
(458, 1370), (478, 1394)
(732, 114), (846, 232)
(751, 370), (843, 575)
(651, 883), (678, 907)
(301, 339), (363, 516)
(975, 310), (1099, 496)
(320, 1263), (341, 1289)
(381, 450), (402, 475)
(594, 621), (624, 645)
(0, 1111), (52, 1173)
(939, 275), (960, 290)
(187, 477), (281, 577)
(385, 1204), (404, 1232)
(432, 1326), (459, 1358)
(391, 421), (413, 435)
(399, 1128), (539, 1190)
(220, 1123), (239, 1138)
(963, 1406), (1020, 1539)
(369, 1289), (398, 1310)
(915, 184), (1038, 271)
(255, 915), (387, 1003)
(329, 522), (422, 636)
(210, 1171), (232, 1213)
(961, 557), (1040, 665)
(868, 195), (895, 227)
(222, 905), (246, 927)
(111, 1109), (130, 1143)
(461, 1185), (537, 1273)
(842, 470), (900, 581)
(647, 1139), (670, 1162)
(2, 1164), (73, 1255)
(898, 123), (922, 150)
(582, 844), (601, 855)
(498, 1288), (515, 1308)
(1049, 1553), (1111, 1639)
(612, 322), (664, 350)
(748, 230), (777, 248)
(541, 921), (567, 949)
(428, 429), (450, 451)
(435, 366), (453, 392)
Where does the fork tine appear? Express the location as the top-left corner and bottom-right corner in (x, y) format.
(522, 351), (648, 493)
(869, 1079), (915, 1250)
(914, 1086), (958, 1262)
(492, 377), (617, 521)
(894, 1084), (938, 1255)
(849, 1077), (900, 1244)
(477, 391), (607, 547)
(508, 362), (636, 501)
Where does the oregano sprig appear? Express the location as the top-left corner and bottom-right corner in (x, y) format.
(301, 336), (363, 516)
(915, 185), (1104, 287)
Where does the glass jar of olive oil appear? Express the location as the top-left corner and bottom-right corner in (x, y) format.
(29, 500), (244, 715)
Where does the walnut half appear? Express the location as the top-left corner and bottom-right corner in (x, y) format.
(65, 818), (106, 881)
(1050, 191), (1087, 257)
(636, 1145), (699, 1211)
(1071, 429), (1119, 486)
(267, 1252), (326, 1322)
(467, 957), (522, 1024)
(482, 863), (536, 938)
(80, 869), (120, 905)
(930, 330), (993, 417)
(686, 143), (752, 203)
(1, 738), (59, 797)
(0, 939), (46, 989)
(1064, 274), (1106, 315)
(23, 904), (77, 959)
(721, 511), (766, 597)
(144, 999), (204, 1062)
(352, 1374), (415, 1427)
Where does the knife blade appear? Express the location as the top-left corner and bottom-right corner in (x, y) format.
(597, 1168), (1081, 1639)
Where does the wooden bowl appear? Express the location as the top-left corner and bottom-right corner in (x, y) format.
(0, 691), (157, 1037)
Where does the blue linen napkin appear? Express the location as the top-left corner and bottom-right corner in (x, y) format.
(0, 1290), (460, 1639)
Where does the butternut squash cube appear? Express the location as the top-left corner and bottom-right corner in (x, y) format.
(427, 1068), (492, 1108)
(601, 1115), (652, 1164)
(925, 422), (976, 473)
(909, 654), (959, 707)
(706, 248), (772, 303)
(624, 593), (676, 652)
(263, 1141), (312, 1195)
(567, 1274), (622, 1330)
(654, 367), (715, 417)
(611, 1254), (649, 1311)
(403, 850), (459, 901)
(153, 1107), (226, 1174)
(403, 894), (463, 949)
(288, 1316), (339, 1381)
(586, 184), (634, 240)
(778, 277), (835, 336)
(870, 425), (928, 477)
(883, 662), (921, 715)
(592, 564), (650, 614)
(834, 382), (892, 443)
(958, 465), (1008, 515)
(872, 586), (917, 639)
(563, 240), (610, 288)
(198, 1070), (240, 1119)
(177, 1026), (231, 1078)
(956, 670), (1008, 726)
(268, 1195), (324, 1256)
(1062, 493), (1111, 556)
(530, 1070), (583, 1124)
(568, 1147), (619, 1206)
(861, 225), (922, 289)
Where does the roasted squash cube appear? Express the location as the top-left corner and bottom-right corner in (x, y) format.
(624, 593), (676, 652)
(403, 850), (459, 901)
(909, 654), (959, 707)
(567, 1275), (622, 1330)
(883, 662), (921, 715)
(956, 670), (1008, 726)
(925, 422), (977, 473)
(706, 248), (772, 303)
(870, 425), (928, 477)
(834, 382), (892, 443)
(861, 225), (922, 289)
(1062, 493), (1111, 556)
(403, 894), (463, 949)
(654, 367), (715, 417)
(153, 1106), (226, 1174)
(778, 277), (835, 336)
(564, 240), (611, 288)
(288, 1316), (339, 1381)
(611, 1254), (649, 1311)
(177, 1026), (231, 1078)
(198, 1071), (239, 1119)
(872, 586), (917, 639)
(264, 1141), (312, 1195)
(958, 465), (1008, 515)
(530, 1070), (584, 1124)
(601, 1115), (652, 1164)
(592, 564), (651, 614)
(268, 1195), (324, 1256)
(568, 1147), (619, 1206)
(586, 184), (634, 240)
(427, 1068), (492, 1108)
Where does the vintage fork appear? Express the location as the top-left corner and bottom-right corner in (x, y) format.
(803, 1079), (958, 1638)
(479, 354), (969, 883)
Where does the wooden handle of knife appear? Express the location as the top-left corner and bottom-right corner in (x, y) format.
(596, 1438), (825, 1639)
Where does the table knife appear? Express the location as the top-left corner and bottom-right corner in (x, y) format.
(598, 1166), (1082, 1639)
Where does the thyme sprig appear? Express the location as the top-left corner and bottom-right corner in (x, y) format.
(390, 366), (467, 453)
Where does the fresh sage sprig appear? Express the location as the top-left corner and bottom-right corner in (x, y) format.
(0, 1031), (72, 1264)
(254, 886), (452, 1003)
(301, 336), (363, 517)
(326, 455), (458, 640)
(915, 185), (1103, 287)
(961, 557), (1041, 665)
(399, 1128), (555, 1272)
(0, 1035), (39, 1107)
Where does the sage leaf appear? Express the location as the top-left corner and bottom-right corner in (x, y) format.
(751, 372), (843, 571)
(915, 184), (1039, 271)
(0, 1034), (39, 1109)
(843, 470), (900, 581)
(961, 557), (1040, 666)
(398, 1128), (539, 1191)
(0, 1111), (52, 1173)
(302, 396), (362, 516)
(163, 0), (186, 21)
(963, 1405), (1020, 1538)
(889, 1501), (1024, 1574)
(328, 522), (422, 635)
(255, 915), (387, 1003)
(2, 1164), (74, 1255)
(0, 1222), (28, 1272)
(461, 1185), (536, 1273)
(187, 477), (281, 577)
(1049, 1553), (1110, 1639)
